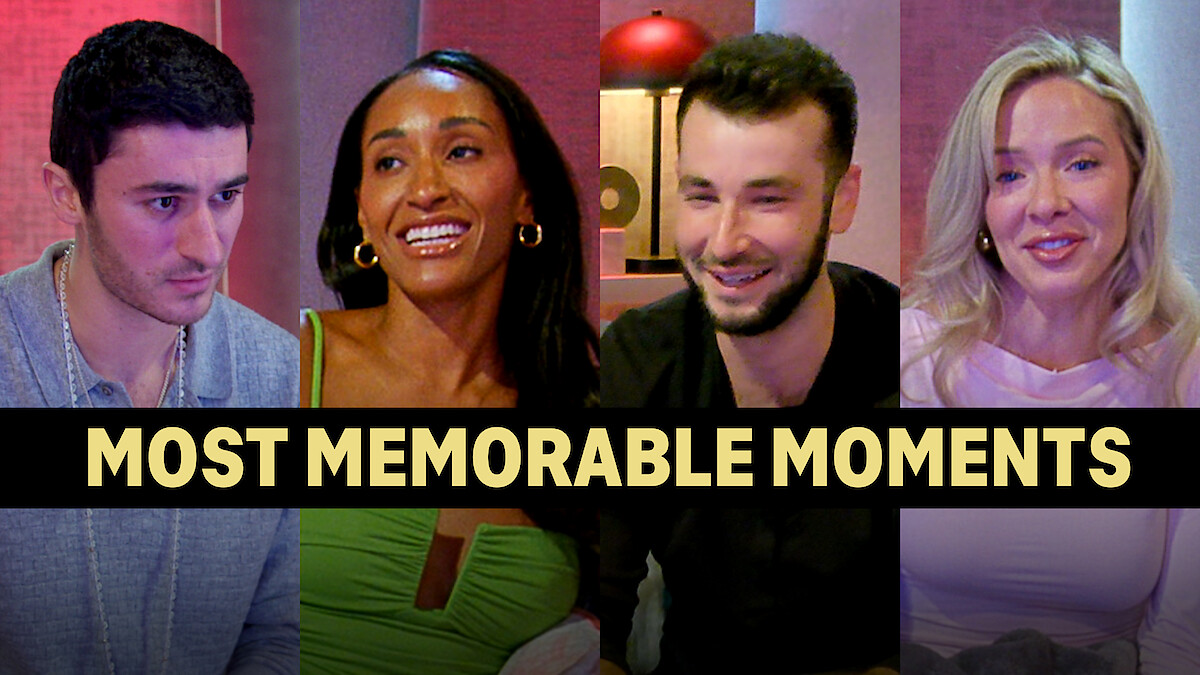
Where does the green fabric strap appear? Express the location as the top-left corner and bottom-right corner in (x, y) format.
(304, 308), (324, 408)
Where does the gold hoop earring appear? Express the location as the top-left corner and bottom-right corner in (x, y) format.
(517, 222), (543, 248)
(353, 240), (378, 269)
(975, 228), (993, 253)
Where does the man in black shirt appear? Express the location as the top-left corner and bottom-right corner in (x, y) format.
(598, 33), (898, 674)
(600, 32), (898, 409)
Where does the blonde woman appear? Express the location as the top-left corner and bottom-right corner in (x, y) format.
(901, 32), (1200, 407)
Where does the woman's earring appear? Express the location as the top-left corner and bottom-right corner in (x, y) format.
(975, 228), (993, 254)
(517, 222), (543, 248)
(353, 240), (378, 269)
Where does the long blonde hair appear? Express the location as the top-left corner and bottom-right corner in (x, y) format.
(903, 31), (1200, 406)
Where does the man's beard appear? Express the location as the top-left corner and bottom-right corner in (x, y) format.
(682, 218), (829, 337)
(83, 215), (220, 327)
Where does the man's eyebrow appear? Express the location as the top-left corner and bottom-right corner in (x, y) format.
(131, 181), (196, 195)
(129, 174), (249, 195)
(220, 174), (250, 190)
(678, 175), (714, 189)
(744, 176), (798, 189)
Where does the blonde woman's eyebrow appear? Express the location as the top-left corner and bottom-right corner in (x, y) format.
(995, 134), (1108, 156)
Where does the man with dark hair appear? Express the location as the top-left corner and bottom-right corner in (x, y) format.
(0, 21), (298, 675)
(601, 32), (897, 408)
(597, 34), (898, 674)
(0, 19), (297, 408)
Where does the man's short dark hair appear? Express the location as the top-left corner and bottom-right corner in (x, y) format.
(677, 33), (857, 188)
(50, 20), (254, 211)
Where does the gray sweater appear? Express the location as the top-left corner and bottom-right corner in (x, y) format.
(0, 508), (299, 674)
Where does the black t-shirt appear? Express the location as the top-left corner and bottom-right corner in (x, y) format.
(598, 507), (900, 674)
(600, 262), (900, 408)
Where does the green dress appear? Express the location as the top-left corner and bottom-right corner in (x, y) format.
(300, 509), (580, 674)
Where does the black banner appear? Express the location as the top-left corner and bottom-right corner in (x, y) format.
(8, 408), (1196, 507)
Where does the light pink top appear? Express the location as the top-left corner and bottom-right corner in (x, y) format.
(900, 509), (1200, 674)
(899, 307), (1200, 407)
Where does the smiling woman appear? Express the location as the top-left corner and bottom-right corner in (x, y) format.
(355, 69), (532, 310)
(900, 31), (1200, 407)
(302, 50), (597, 409)
(297, 49), (599, 675)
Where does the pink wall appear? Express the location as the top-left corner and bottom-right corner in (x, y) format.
(899, 0), (1120, 286)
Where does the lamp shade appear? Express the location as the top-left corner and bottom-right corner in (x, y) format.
(600, 10), (714, 90)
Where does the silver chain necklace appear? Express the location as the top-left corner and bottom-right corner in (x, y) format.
(57, 245), (186, 407)
(84, 508), (182, 674)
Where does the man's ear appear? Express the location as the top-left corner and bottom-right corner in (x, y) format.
(43, 162), (84, 227)
(828, 164), (861, 235)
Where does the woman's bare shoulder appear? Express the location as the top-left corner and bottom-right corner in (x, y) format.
(301, 307), (385, 406)
(310, 307), (385, 343)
